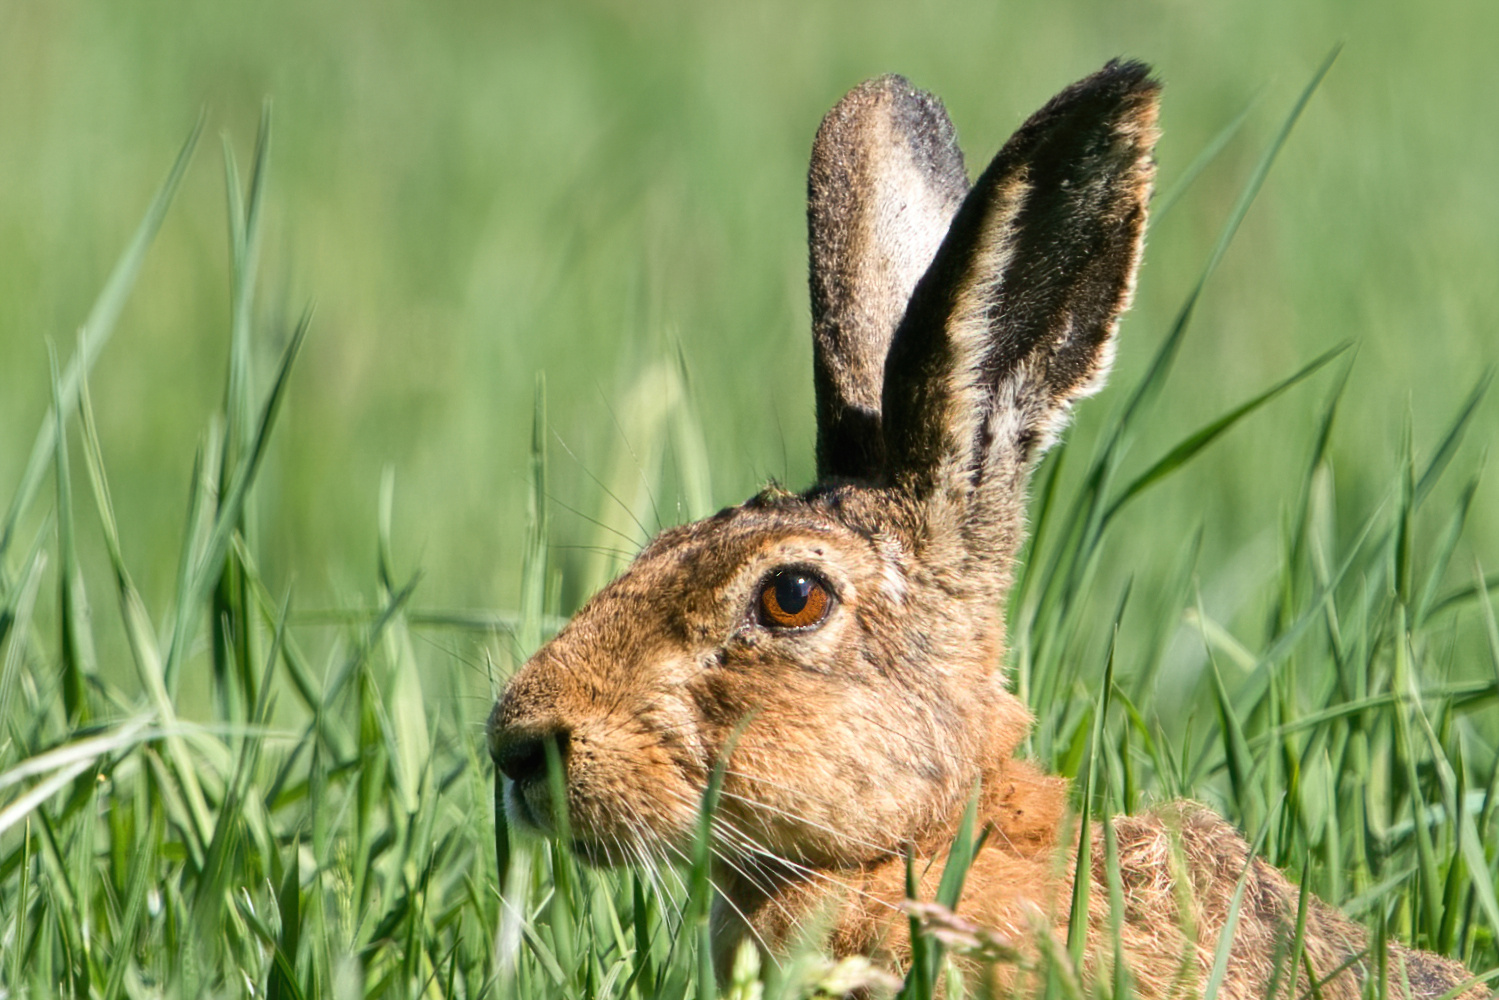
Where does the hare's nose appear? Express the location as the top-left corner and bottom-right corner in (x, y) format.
(493, 727), (570, 785)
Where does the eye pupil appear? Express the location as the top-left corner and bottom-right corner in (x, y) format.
(775, 574), (813, 614)
(758, 570), (831, 629)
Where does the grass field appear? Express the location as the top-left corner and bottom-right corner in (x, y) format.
(2, 1), (1498, 997)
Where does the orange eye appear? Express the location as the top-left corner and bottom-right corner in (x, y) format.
(758, 570), (832, 629)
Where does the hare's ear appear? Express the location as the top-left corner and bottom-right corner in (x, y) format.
(882, 61), (1159, 549)
(808, 75), (971, 482)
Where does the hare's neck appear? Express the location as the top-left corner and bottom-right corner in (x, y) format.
(711, 756), (1072, 969)
(971, 755), (1071, 855)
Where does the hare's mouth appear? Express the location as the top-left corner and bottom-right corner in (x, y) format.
(501, 777), (547, 834)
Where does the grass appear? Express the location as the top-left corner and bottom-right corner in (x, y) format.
(3, 2), (1499, 998)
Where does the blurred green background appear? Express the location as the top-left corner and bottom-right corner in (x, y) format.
(2, 0), (1496, 672)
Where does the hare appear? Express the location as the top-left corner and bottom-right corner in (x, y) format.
(488, 61), (1485, 999)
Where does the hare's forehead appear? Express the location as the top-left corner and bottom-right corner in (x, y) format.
(630, 506), (897, 593)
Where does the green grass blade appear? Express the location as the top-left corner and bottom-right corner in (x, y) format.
(1427, 572), (1499, 621)
(218, 104), (273, 559)
(1102, 810), (1131, 1000)
(1288, 857), (1317, 1000)
(936, 786), (984, 912)
(1103, 342), (1349, 526)
(102, 805), (162, 1000)
(211, 105), (274, 725)
(1202, 798), (1283, 1000)
(76, 366), (216, 857)
(690, 739), (735, 1000)
(164, 305), (311, 693)
(1391, 606), (1444, 940)
(1414, 369), (1491, 509)
(48, 343), (93, 724)
(1067, 616), (1121, 970)
(1284, 357), (1354, 602)
(0, 115), (202, 561)
(1211, 658), (1262, 825)
(521, 373), (551, 659)
(1112, 44), (1339, 444)
(1417, 704), (1499, 949)
(1414, 472), (1481, 629)
(0, 529), (49, 762)
(1151, 94), (1259, 223)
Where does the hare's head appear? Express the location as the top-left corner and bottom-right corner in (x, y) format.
(489, 62), (1159, 871)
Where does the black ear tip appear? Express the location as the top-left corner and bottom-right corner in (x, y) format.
(1102, 58), (1157, 82)
(1094, 58), (1164, 105)
(867, 72), (915, 92)
(830, 74), (958, 143)
(1026, 59), (1162, 148)
(831, 73), (923, 112)
(1097, 58), (1158, 85)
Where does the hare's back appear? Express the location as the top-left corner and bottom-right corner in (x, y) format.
(1101, 805), (1479, 1000)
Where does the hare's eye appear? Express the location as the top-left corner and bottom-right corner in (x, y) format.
(757, 570), (832, 630)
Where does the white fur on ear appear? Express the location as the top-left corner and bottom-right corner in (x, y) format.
(936, 172), (1030, 488)
(808, 75), (970, 481)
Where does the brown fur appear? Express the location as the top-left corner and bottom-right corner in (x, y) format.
(488, 62), (1488, 999)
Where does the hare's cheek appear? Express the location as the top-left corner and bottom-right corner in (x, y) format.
(735, 689), (961, 852)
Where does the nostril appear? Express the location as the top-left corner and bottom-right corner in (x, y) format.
(495, 738), (545, 783)
(494, 728), (569, 785)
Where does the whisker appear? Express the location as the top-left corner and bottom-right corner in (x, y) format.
(594, 381), (666, 534)
(620, 798), (688, 938)
(705, 810), (900, 913)
(545, 489), (645, 550)
(656, 784), (900, 914)
(656, 836), (786, 972)
(550, 425), (655, 541)
(713, 783), (903, 860)
(705, 845), (787, 971)
(655, 780), (903, 896)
